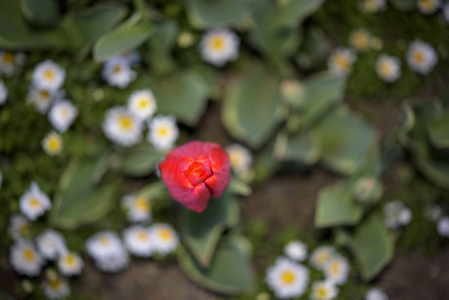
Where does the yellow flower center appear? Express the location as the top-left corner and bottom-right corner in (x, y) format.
(29, 197), (41, 208)
(414, 51), (425, 65)
(45, 134), (62, 154)
(316, 287), (329, 299)
(280, 270), (296, 285)
(99, 236), (110, 246)
(134, 196), (150, 212)
(23, 248), (35, 262)
(113, 65), (122, 74)
(209, 36), (225, 52)
(364, 0), (379, 11)
(158, 228), (173, 241)
(333, 53), (350, 72)
(137, 231), (149, 241)
(44, 69), (55, 81)
(48, 278), (62, 290)
(60, 108), (69, 119)
(118, 115), (134, 131)
(39, 89), (50, 99)
(157, 126), (169, 137)
(420, 0), (434, 10)
(379, 60), (393, 77)
(330, 260), (341, 276)
(2, 51), (15, 64)
(316, 250), (331, 264)
(64, 254), (76, 267)
(352, 32), (370, 50)
(230, 151), (245, 168)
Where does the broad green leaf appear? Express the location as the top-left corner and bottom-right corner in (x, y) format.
(147, 19), (178, 75)
(297, 72), (346, 129)
(20, 0), (60, 27)
(349, 214), (394, 281)
(94, 13), (152, 62)
(315, 182), (363, 228)
(178, 236), (256, 295)
(274, 130), (321, 164)
(315, 108), (376, 175)
(296, 26), (329, 69)
(228, 176), (252, 196)
(180, 194), (240, 268)
(275, 0), (326, 27)
(185, 0), (250, 29)
(412, 142), (449, 189)
(50, 156), (119, 229)
(133, 71), (210, 126)
(222, 63), (282, 149)
(117, 143), (164, 177)
(137, 181), (168, 200)
(0, 1), (69, 49)
(428, 112), (449, 149)
(61, 4), (127, 57)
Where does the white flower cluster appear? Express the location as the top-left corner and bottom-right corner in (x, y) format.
(384, 200), (412, 229)
(427, 205), (449, 238)
(265, 242), (350, 299)
(102, 90), (179, 150)
(102, 53), (139, 88)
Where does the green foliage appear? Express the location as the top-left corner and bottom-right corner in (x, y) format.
(20, 0), (60, 27)
(116, 143), (163, 177)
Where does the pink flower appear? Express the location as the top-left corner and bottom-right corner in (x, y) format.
(159, 141), (231, 213)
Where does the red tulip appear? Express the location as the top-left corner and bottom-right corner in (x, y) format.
(159, 141), (231, 213)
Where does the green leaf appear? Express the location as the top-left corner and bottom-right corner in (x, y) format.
(315, 108), (376, 175)
(133, 71), (210, 126)
(185, 0), (250, 29)
(412, 142), (449, 189)
(349, 214), (394, 281)
(117, 143), (164, 177)
(274, 130), (321, 164)
(61, 4), (127, 57)
(180, 194), (239, 268)
(0, 1), (69, 49)
(20, 0), (60, 27)
(50, 156), (119, 229)
(178, 236), (255, 295)
(228, 176), (252, 196)
(147, 19), (178, 75)
(94, 13), (152, 62)
(428, 112), (449, 149)
(389, 0), (416, 11)
(297, 72), (346, 128)
(222, 63), (282, 149)
(315, 182), (363, 228)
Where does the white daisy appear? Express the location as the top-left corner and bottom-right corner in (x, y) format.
(265, 257), (309, 299)
(103, 106), (143, 147)
(310, 246), (335, 270)
(349, 29), (372, 51)
(359, 0), (386, 13)
(200, 28), (240, 66)
(36, 229), (67, 260)
(123, 226), (154, 257)
(353, 177), (382, 203)
(121, 194), (152, 223)
(42, 131), (63, 156)
(406, 40), (438, 74)
(324, 255), (350, 285)
(444, 3), (449, 23)
(26, 86), (64, 114)
(226, 144), (253, 175)
(417, 0), (440, 14)
(0, 50), (25, 76)
(150, 223), (179, 255)
(437, 217), (449, 237)
(122, 51), (141, 65)
(42, 276), (70, 300)
(31, 60), (65, 91)
(57, 251), (83, 276)
(376, 54), (401, 82)
(328, 48), (357, 77)
(148, 115), (179, 151)
(85, 231), (129, 273)
(48, 100), (78, 133)
(311, 281), (339, 300)
(102, 56), (136, 89)
(0, 80), (7, 105)
(384, 200), (412, 229)
(365, 288), (389, 300)
(8, 214), (31, 241)
(10, 240), (44, 276)
(127, 89), (157, 121)
(19, 182), (52, 221)
(284, 241), (308, 262)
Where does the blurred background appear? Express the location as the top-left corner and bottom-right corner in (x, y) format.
(1, 0), (449, 299)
